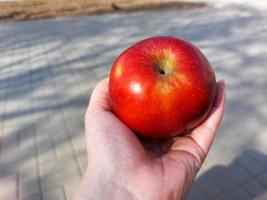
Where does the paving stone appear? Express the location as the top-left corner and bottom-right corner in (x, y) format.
(254, 191), (267, 200)
(215, 194), (233, 200)
(244, 179), (267, 198)
(42, 186), (66, 200)
(36, 139), (58, 164)
(186, 184), (207, 200)
(212, 164), (250, 191)
(0, 122), (20, 156)
(39, 156), (81, 191)
(196, 173), (224, 198)
(247, 151), (267, 170)
(64, 179), (81, 200)
(257, 172), (267, 187)
(229, 186), (252, 200)
(20, 193), (43, 200)
(237, 153), (265, 175)
(19, 156), (42, 200)
(18, 124), (36, 151)
(0, 174), (18, 200)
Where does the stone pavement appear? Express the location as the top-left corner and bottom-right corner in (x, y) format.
(0, 3), (267, 200)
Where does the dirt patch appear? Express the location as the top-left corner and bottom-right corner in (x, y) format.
(0, 0), (206, 22)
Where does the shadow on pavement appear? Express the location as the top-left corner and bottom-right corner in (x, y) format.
(187, 149), (267, 200)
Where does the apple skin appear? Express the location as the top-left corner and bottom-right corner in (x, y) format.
(109, 36), (216, 138)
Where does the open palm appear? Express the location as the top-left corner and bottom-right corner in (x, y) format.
(74, 78), (225, 200)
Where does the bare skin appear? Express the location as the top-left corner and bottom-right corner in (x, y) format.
(73, 78), (226, 200)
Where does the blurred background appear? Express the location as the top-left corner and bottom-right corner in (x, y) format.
(0, 0), (267, 199)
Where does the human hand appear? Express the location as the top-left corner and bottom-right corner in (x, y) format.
(73, 78), (225, 200)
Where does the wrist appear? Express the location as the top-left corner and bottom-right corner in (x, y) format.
(74, 167), (136, 200)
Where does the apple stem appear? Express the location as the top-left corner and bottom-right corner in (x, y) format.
(158, 68), (165, 75)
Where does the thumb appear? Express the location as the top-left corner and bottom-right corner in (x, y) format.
(88, 77), (111, 112)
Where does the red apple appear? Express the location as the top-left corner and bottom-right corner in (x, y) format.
(109, 36), (216, 138)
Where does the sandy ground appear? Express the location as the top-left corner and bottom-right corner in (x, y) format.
(0, 0), (205, 21)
